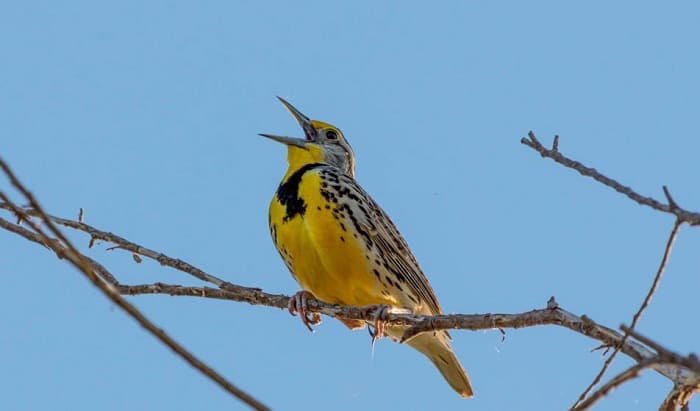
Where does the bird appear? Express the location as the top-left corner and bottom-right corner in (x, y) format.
(260, 97), (473, 398)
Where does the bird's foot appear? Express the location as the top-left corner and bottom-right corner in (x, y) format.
(361, 304), (392, 348)
(288, 290), (322, 332)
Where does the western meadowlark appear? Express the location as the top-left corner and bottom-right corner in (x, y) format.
(261, 97), (473, 398)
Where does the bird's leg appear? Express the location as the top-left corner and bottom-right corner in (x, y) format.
(361, 304), (392, 348)
(288, 290), (322, 332)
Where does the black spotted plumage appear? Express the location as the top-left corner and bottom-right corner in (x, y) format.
(312, 164), (443, 316)
(263, 97), (472, 397)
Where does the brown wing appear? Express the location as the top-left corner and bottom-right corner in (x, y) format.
(329, 170), (443, 315)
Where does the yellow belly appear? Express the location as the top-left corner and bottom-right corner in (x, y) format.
(269, 171), (398, 307)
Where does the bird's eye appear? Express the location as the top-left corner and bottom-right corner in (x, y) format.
(326, 130), (338, 140)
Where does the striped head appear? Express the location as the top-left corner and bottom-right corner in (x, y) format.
(260, 97), (356, 177)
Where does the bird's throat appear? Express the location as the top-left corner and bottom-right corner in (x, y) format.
(285, 145), (324, 180)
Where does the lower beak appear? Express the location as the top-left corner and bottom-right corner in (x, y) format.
(259, 133), (309, 148)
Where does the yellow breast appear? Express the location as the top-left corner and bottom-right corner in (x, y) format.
(269, 164), (399, 307)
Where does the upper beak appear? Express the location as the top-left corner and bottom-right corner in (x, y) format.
(259, 97), (317, 147)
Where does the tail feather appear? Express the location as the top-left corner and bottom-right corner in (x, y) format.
(404, 331), (473, 398)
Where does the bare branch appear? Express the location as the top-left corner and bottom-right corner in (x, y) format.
(119, 284), (696, 389)
(521, 131), (700, 225)
(0, 159), (269, 411)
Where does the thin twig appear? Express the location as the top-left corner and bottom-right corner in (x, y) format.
(0, 159), (269, 411)
(521, 132), (700, 225)
(631, 220), (683, 326)
(572, 219), (683, 408)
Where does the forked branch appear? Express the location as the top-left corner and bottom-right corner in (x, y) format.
(0, 159), (270, 411)
(521, 132), (698, 409)
(521, 131), (700, 225)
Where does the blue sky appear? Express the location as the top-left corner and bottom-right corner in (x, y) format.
(1, 2), (699, 410)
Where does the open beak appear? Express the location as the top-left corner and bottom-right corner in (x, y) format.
(259, 97), (317, 147)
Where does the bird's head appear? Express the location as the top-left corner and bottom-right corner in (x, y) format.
(260, 97), (355, 177)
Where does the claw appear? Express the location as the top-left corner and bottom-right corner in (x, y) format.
(362, 304), (391, 349)
(288, 290), (322, 332)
